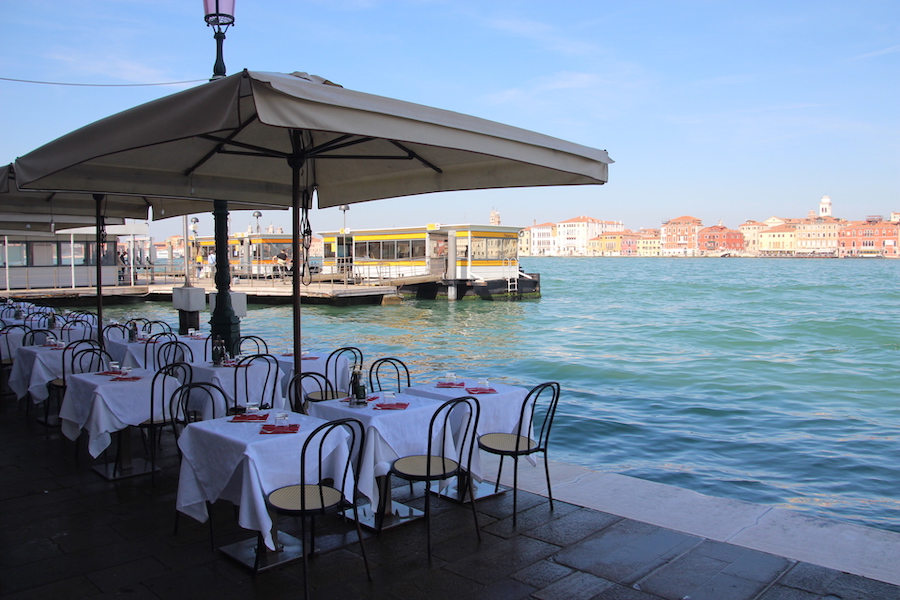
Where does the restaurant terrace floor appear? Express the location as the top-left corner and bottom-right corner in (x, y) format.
(3, 399), (900, 600)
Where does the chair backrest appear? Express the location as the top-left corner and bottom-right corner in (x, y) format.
(143, 320), (172, 334)
(102, 323), (129, 342)
(24, 313), (50, 330)
(327, 347), (363, 393)
(169, 382), (230, 449)
(71, 311), (98, 325)
(368, 357), (411, 392)
(233, 335), (268, 356)
(287, 372), (334, 413)
(157, 340), (194, 367)
(203, 334), (213, 360)
(234, 353), (280, 409)
(62, 339), (102, 382)
(126, 317), (150, 332)
(426, 396), (480, 478)
(0, 324), (29, 360)
(143, 332), (177, 370)
(23, 328), (55, 347)
(72, 348), (112, 374)
(0, 306), (16, 319)
(299, 418), (365, 513)
(516, 381), (561, 451)
(61, 318), (93, 343)
(152, 362), (193, 425)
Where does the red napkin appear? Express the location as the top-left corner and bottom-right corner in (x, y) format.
(436, 381), (464, 388)
(281, 353), (293, 356)
(98, 371), (121, 376)
(261, 424), (299, 434)
(230, 413), (270, 422)
(112, 376), (142, 382)
(374, 402), (409, 410)
(466, 387), (497, 394)
(301, 356), (320, 360)
(140, 340), (158, 344)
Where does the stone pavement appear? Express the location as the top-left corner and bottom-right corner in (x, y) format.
(2, 401), (899, 600)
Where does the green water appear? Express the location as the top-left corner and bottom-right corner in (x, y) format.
(100, 257), (900, 532)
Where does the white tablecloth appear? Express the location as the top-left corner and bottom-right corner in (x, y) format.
(190, 361), (285, 410)
(276, 352), (351, 398)
(308, 392), (444, 510)
(107, 336), (208, 370)
(8, 345), (66, 402)
(405, 379), (528, 437)
(59, 368), (179, 458)
(176, 412), (350, 550)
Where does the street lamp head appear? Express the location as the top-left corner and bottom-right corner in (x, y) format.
(339, 204), (350, 213)
(191, 217), (200, 224)
(203, 0), (235, 81)
(253, 211), (262, 219)
(204, 0), (235, 29)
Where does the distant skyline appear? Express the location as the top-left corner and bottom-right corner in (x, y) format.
(2, 1), (897, 241)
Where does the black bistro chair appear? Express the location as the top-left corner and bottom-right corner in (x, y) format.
(368, 357), (411, 393)
(234, 353), (280, 410)
(477, 381), (561, 526)
(384, 396), (481, 560)
(262, 417), (371, 594)
(307, 347), (363, 402)
(286, 371), (334, 414)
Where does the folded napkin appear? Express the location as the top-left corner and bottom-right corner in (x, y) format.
(112, 376), (142, 382)
(466, 387), (497, 394)
(140, 340), (158, 344)
(340, 395), (379, 403)
(281, 353), (293, 356)
(97, 371), (121, 376)
(436, 381), (465, 388)
(301, 356), (320, 360)
(260, 424), (299, 434)
(230, 413), (270, 422)
(374, 402), (409, 410)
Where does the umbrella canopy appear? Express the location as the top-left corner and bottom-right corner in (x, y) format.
(15, 70), (610, 206)
(0, 163), (279, 221)
(14, 69), (613, 357)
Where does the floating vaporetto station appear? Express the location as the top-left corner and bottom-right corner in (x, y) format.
(319, 223), (540, 300)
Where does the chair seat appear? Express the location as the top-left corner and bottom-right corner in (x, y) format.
(479, 432), (537, 455)
(306, 390), (345, 402)
(1, 358), (13, 367)
(268, 484), (343, 513)
(392, 455), (459, 480)
(47, 378), (65, 389)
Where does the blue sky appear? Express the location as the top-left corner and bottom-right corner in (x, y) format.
(2, 1), (897, 240)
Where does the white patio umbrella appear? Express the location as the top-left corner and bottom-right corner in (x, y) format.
(15, 69), (613, 358)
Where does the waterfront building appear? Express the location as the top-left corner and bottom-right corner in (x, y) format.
(528, 222), (557, 256)
(762, 216), (802, 230)
(795, 214), (843, 256)
(758, 223), (797, 256)
(636, 228), (661, 256)
(838, 216), (900, 257)
(588, 230), (639, 256)
(556, 216), (625, 256)
(517, 226), (532, 256)
(738, 220), (767, 256)
(697, 223), (744, 255)
(660, 215), (703, 256)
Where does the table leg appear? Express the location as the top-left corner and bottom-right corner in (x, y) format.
(343, 474), (424, 531)
(91, 428), (158, 481)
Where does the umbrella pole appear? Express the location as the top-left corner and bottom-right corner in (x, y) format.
(291, 160), (303, 364)
(93, 194), (105, 349)
(209, 199), (240, 354)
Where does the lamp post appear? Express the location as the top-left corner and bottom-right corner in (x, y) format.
(252, 211), (262, 278)
(253, 210), (262, 234)
(203, 0), (235, 81)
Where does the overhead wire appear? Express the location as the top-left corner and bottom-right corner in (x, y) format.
(0, 76), (206, 87)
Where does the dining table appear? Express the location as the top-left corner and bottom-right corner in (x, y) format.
(275, 351), (351, 399)
(175, 411), (351, 571)
(189, 360), (286, 410)
(59, 367), (180, 480)
(307, 391), (448, 530)
(8, 343), (66, 404)
(404, 377), (530, 502)
(106, 335), (209, 370)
